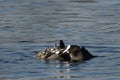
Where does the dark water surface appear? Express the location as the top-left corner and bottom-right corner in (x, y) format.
(0, 0), (120, 80)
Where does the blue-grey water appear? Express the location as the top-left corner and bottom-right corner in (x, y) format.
(0, 0), (120, 80)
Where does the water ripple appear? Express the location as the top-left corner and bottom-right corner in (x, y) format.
(0, 0), (120, 80)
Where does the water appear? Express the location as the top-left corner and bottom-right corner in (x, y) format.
(0, 0), (120, 80)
